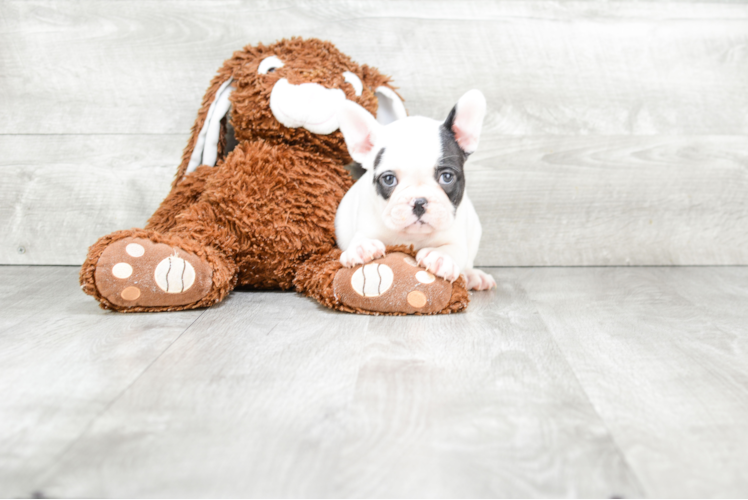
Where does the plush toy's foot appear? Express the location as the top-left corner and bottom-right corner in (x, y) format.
(332, 251), (468, 315)
(93, 237), (213, 308)
(81, 229), (238, 312)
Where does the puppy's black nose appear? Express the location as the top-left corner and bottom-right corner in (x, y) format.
(413, 198), (427, 217)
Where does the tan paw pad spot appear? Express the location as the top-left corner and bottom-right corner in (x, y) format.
(126, 243), (145, 257)
(403, 256), (418, 267)
(154, 255), (196, 293)
(407, 290), (428, 308)
(415, 270), (435, 284)
(121, 286), (141, 301)
(111, 262), (133, 279)
(351, 263), (394, 297)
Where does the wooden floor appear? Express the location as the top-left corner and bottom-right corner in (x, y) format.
(1, 265), (747, 498)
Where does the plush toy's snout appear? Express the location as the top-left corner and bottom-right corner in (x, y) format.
(270, 79), (347, 134)
(185, 42), (410, 177)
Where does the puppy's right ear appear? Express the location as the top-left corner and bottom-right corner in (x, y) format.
(337, 100), (383, 167)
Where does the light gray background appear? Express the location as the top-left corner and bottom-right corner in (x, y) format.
(2, 0), (747, 265)
(3, 3), (748, 497)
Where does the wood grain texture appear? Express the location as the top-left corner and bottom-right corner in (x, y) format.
(518, 266), (748, 498)
(0, 266), (204, 498)
(0, 135), (183, 265)
(5, 265), (748, 497)
(2, 1), (748, 135)
(33, 271), (642, 498)
(3, 135), (746, 266)
(2, 1), (748, 266)
(469, 135), (748, 266)
(330, 279), (642, 498)
(37, 289), (372, 498)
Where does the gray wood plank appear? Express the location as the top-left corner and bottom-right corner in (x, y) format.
(0, 134), (183, 265)
(1, 1), (747, 135)
(518, 266), (748, 497)
(36, 273), (642, 498)
(0, 266), (204, 498)
(470, 135), (748, 266)
(36, 289), (372, 498)
(329, 274), (643, 498)
(3, 135), (747, 266)
(4, 1), (748, 267)
(6, 265), (748, 497)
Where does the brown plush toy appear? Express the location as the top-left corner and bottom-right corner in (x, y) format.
(80, 38), (469, 315)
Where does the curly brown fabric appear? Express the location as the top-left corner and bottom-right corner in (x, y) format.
(79, 38), (468, 315)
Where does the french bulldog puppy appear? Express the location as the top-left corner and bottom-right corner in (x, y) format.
(334, 90), (496, 291)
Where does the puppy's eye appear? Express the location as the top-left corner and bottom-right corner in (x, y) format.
(439, 172), (455, 184)
(258, 55), (284, 75)
(380, 174), (398, 187)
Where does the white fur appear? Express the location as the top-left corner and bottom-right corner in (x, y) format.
(335, 91), (495, 291)
(452, 89), (486, 154)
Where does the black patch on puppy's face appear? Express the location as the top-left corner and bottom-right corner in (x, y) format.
(438, 109), (467, 209)
(372, 148), (397, 200)
(375, 169), (398, 200)
(373, 147), (386, 170)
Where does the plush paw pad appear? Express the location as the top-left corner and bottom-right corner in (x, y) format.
(94, 237), (213, 308)
(333, 252), (453, 314)
(154, 255), (196, 293)
(350, 262), (395, 297)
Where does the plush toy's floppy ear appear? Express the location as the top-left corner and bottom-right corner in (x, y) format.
(374, 86), (407, 125)
(172, 72), (236, 188)
(444, 89), (486, 155)
(185, 78), (234, 174)
(337, 100), (383, 167)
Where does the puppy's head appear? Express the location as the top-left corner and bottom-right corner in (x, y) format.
(338, 90), (486, 235)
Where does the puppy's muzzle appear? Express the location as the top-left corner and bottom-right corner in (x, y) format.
(412, 198), (428, 218)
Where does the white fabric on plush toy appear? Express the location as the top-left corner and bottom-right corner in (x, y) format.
(270, 78), (347, 135)
(374, 86), (407, 125)
(343, 71), (363, 96)
(186, 78), (234, 174)
(186, 75), (407, 175)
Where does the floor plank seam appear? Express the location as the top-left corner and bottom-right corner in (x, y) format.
(30, 308), (208, 491)
(525, 291), (650, 497)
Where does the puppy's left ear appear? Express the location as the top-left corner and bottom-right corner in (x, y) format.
(337, 100), (383, 166)
(444, 89), (486, 155)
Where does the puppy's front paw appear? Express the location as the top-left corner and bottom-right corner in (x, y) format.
(340, 239), (386, 267)
(465, 269), (496, 291)
(416, 247), (460, 282)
